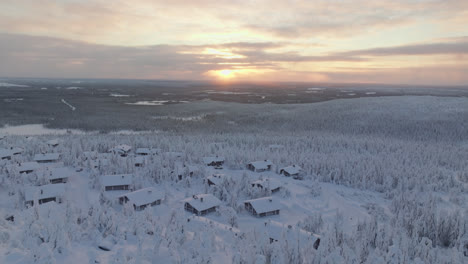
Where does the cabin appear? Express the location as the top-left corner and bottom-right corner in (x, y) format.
(24, 184), (66, 206)
(134, 156), (145, 167)
(45, 167), (74, 184)
(101, 174), (133, 191)
(135, 148), (160, 156)
(206, 174), (226, 186)
(110, 144), (132, 157)
(47, 139), (60, 147)
(279, 165), (303, 179)
(244, 197), (281, 217)
(17, 162), (41, 174)
(258, 221), (320, 249)
(0, 149), (12, 160)
(118, 187), (164, 211)
(184, 194), (221, 216)
(203, 156), (225, 168)
(34, 153), (61, 163)
(251, 178), (282, 193)
(247, 160), (273, 172)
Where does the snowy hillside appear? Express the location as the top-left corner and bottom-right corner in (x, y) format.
(0, 96), (467, 264)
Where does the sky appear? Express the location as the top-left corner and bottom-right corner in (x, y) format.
(0, 0), (467, 85)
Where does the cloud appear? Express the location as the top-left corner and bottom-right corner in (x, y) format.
(0, 34), (359, 80)
(1, 33), (467, 85)
(337, 41), (468, 57)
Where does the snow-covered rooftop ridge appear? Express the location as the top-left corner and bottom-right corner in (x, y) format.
(280, 165), (302, 175)
(249, 160), (273, 169)
(244, 196), (281, 214)
(34, 153), (60, 161)
(24, 183), (66, 202)
(203, 156), (225, 164)
(119, 187), (164, 207)
(184, 193), (221, 212)
(100, 174), (133, 187)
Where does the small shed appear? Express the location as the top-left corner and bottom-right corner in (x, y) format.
(279, 165), (303, 179)
(34, 153), (61, 163)
(244, 197), (281, 217)
(203, 156), (225, 167)
(184, 194), (221, 216)
(251, 178), (282, 193)
(101, 174), (133, 191)
(118, 187), (164, 211)
(24, 184), (66, 206)
(247, 160), (273, 172)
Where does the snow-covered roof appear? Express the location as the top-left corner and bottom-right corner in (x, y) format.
(134, 156), (145, 165)
(164, 151), (184, 158)
(244, 197), (281, 214)
(135, 148), (160, 155)
(111, 144), (132, 153)
(251, 178), (282, 190)
(206, 174), (227, 186)
(34, 153), (60, 162)
(47, 139), (60, 146)
(24, 184), (66, 202)
(257, 221), (320, 244)
(0, 149), (12, 159)
(249, 160), (273, 170)
(45, 167), (75, 180)
(17, 162), (42, 173)
(280, 165), (302, 175)
(203, 156), (225, 165)
(119, 187), (164, 207)
(184, 194), (221, 212)
(100, 174), (133, 187)
(10, 147), (23, 155)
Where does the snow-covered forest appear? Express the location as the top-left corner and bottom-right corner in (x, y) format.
(1, 96), (468, 263)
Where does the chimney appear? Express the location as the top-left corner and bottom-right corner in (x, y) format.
(41, 190), (43, 194)
(269, 198), (272, 202)
(200, 197), (204, 202)
(193, 195), (196, 199)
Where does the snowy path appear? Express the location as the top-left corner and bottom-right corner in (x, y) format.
(61, 99), (76, 111)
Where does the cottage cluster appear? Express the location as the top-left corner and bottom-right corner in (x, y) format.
(2, 139), (319, 248)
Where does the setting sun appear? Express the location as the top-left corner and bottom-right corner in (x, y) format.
(217, 69), (234, 78)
